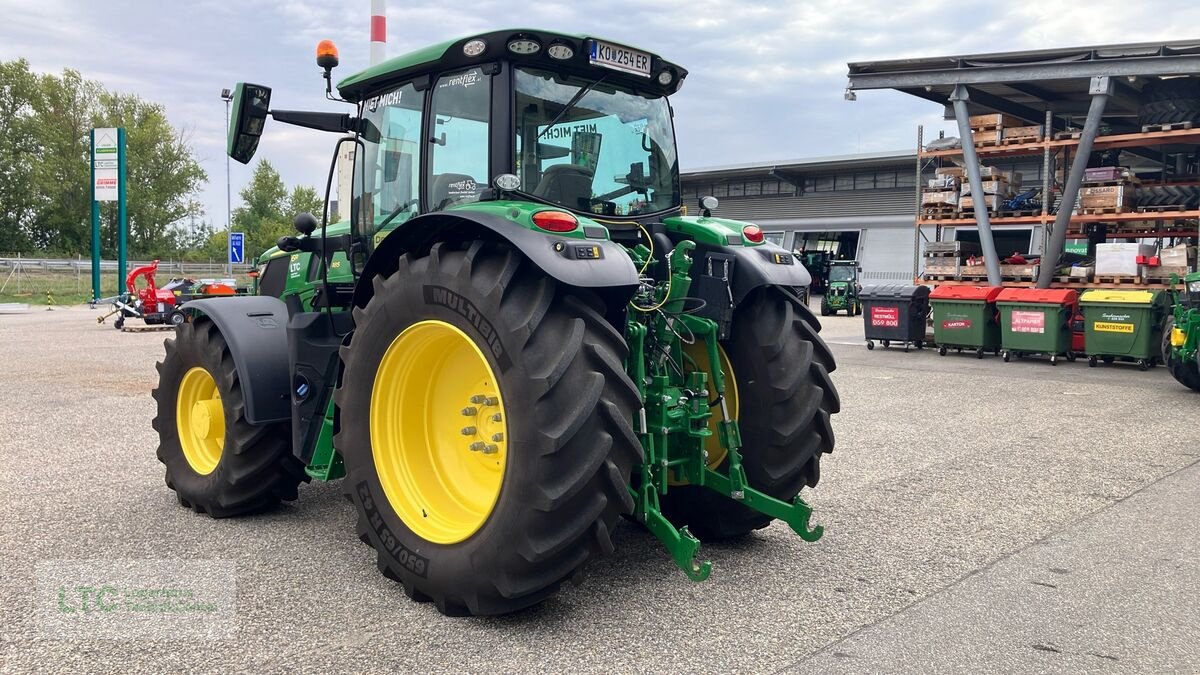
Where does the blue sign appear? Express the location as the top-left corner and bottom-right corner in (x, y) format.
(229, 232), (244, 264)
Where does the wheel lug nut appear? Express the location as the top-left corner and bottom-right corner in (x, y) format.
(469, 395), (487, 405)
(461, 406), (478, 416)
(491, 413), (502, 422)
(483, 444), (499, 454)
(491, 433), (504, 442)
(484, 397), (499, 406)
(469, 442), (487, 452)
(461, 426), (476, 435)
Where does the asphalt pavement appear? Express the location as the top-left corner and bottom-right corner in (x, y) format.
(1, 305), (1197, 673)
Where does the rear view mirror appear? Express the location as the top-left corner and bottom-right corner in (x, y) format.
(227, 82), (272, 164)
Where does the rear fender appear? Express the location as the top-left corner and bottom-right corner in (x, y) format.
(181, 297), (291, 424)
(354, 209), (639, 310)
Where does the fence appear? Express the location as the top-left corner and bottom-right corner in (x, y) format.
(0, 254), (255, 298)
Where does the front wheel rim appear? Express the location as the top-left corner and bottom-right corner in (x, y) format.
(370, 320), (508, 545)
(176, 367), (224, 475)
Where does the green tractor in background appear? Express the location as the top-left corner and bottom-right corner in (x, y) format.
(152, 29), (840, 616)
(820, 260), (861, 316)
(1165, 270), (1200, 390)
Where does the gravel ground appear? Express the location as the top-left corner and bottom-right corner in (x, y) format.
(1, 305), (1197, 673)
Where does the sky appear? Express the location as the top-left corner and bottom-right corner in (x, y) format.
(4, 0), (1200, 231)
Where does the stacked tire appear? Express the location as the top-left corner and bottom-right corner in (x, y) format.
(1138, 78), (1200, 127)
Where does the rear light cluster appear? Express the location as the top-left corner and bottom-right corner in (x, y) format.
(742, 225), (764, 243)
(532, 210), (578, 233)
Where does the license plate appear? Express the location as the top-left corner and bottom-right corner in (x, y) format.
(588, 40), (651, 77)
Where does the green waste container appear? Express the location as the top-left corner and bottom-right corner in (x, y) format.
(930, 285), (1003, 358)
(996, 288), (1079, 365)
(1080, 289), (1170, 370)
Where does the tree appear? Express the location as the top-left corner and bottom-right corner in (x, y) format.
(233, 159), (288, 257)
(0, 60), (206, 257)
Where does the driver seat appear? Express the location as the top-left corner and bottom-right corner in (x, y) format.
(533, 164), (594, 210)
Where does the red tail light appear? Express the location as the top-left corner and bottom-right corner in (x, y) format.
(742, 224), (764, 243)
(532, 210), (578, 233)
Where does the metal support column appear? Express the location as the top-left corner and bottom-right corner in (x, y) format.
(1036, 76), (1112, 288)
(914, 125), (923, 280)
(949, 85), (1002, 286)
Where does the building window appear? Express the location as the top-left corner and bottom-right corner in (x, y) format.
(854, 172), (875, 189)
(813, 175), (834, 191)
(897, 171), (916, 188)
(727, 182), (744, 197)
(876, 171), (896, 188)
(745, 181), (761, 196)
(834, 174), (854, 191)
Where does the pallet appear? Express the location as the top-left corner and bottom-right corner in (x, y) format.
(921, 206), (961, 220)
(1054, 130), (1082, 141)
(996, 208), (1043, 217)
(1135, 203), (1190, 213)
(1079, 206), (1132, 215)
(997, 134), (1042, 145)
(925, 241), (981, 255)
(1093, 275), (1142, 285)
(924, 274), (959, 281)
(1143, 265), (1193, 281)
(121, 324), (175, 333)
(1141, 121), (1194, 133)
(1082, 179), (1137, 187)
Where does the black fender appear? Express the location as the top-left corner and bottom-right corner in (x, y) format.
(695, 242), (812, 304)
(182, 297), (291, 425)
(354, 211), (639, 309)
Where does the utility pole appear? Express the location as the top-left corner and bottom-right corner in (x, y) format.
(221, 88), (234, 276)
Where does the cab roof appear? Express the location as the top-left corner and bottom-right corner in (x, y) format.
(337, 28), (687, 101)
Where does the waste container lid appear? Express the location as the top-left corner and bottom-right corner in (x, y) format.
(1079, 289), (1162, 304)
(929, 285), (1003, 302)
(860, 284), (931, 300)
(995, 288), (1078, 305)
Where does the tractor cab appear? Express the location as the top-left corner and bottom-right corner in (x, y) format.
(227, 29), (689, 277)
(821, 260), (862, 316)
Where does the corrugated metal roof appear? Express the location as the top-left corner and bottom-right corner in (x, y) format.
(705, 189), (915, 222)
(681, 149), (914, 179)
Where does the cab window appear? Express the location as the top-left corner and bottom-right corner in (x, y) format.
(426, 67), (490, 211)
(357, 82), (422, 235)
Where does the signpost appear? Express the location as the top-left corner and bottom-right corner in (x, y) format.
(229, 232), (245, 266)
(90, 128), (127, 302)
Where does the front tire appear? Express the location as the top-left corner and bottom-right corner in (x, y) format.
(659, 287), (839, 541)
(152, 321), (306, 517)
(335, 242), (642, 616)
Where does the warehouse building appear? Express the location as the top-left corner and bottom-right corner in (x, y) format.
(681, 150), (1050, 285)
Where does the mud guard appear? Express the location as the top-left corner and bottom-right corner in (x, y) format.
(181, 296), (291, 424)
(695, 242), (813, 303)
(354, 211), (640, 309)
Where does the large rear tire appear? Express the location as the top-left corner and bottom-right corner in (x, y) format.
(335, 241), (642, 616)
(1163, 317), (1200, 391)
(152, 321), (307, 517)
(659, 287), (839, 540)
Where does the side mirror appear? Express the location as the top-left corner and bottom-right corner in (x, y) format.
(227, 82), (272, 164)
(294, 212), (318, 236)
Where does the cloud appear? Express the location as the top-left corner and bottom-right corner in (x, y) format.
(4, 0), (1200, 226)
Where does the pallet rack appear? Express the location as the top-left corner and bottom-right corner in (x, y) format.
(913, 122), (1199, 290)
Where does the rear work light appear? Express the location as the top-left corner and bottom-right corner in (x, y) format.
(532, 210), (578, 233)
(742, 225), (764, 243)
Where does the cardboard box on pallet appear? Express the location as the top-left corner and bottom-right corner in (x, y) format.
(1160, 244), (1197, 268)
(971, 129), (1002, 145)
(1095, 243), (1155, 276)
(1003, 124), (1043, 141)
(921, 190), (959, 206)
(1078, 185), (1131, 210)
(961, 179), (1014, 197)
(978, 166), (1020, 184)
(960, 194), (1001, 211)
(1083, 166), (1126, 182)
(968, 113), (1019, 128)
(928, 175), (960, 189)
(935, 166), (965, 178)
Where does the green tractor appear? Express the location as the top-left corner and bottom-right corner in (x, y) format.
(820, 260), (861, 316)
(1164, 270), (1200, 390)
(153, 29), (840, 616)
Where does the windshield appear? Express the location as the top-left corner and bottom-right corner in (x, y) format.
(514, 67), (679, 216)
(829, 265), (856, 282)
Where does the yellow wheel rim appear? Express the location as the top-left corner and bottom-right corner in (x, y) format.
(681, 342), (739, 478)
(176, 367), (224, 475)
(370, 320), (508, 545)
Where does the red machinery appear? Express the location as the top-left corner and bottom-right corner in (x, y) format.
(99, 260), (236, 329)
